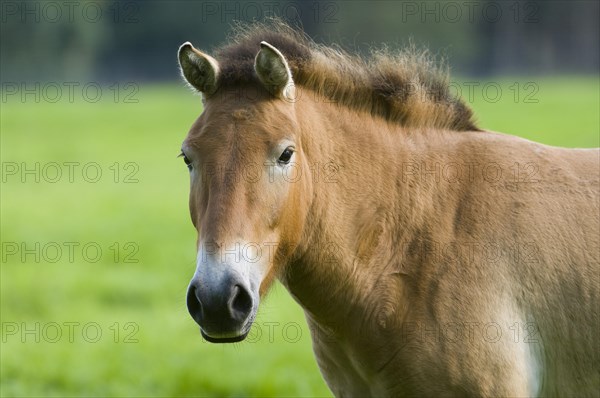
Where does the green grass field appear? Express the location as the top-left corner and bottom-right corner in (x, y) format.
(1, 77), (598, 397)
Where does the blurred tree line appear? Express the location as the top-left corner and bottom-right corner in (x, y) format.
(0, 0), (598, 82)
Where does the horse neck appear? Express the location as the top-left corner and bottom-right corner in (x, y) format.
(281, 91), (459, 331)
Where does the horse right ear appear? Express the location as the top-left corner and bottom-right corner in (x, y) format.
(178, 42), (220, 96)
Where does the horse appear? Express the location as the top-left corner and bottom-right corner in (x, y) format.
(177, 21), (599, 397)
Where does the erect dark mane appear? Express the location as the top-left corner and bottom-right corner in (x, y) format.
(213, 20), (478, 132)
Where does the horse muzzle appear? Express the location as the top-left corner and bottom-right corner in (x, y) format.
(186, 270), (256, 343)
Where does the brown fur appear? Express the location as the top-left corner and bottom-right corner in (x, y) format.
(179, 22), (599, 397)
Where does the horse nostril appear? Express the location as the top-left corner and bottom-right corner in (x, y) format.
(230, 284), (253, 320)
(186, 284), (203, 324)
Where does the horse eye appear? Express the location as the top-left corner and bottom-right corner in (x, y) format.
(180, 153), (192, 170)
(278, 147), (294, 164)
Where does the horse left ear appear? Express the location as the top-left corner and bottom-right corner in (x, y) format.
(254, 41), (296, 101)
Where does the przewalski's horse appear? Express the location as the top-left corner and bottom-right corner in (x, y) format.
(177, 22), (599, 397)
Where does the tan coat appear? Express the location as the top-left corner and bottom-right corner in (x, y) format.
(178, 21), (599, 397)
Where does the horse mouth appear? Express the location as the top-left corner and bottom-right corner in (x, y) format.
(198, 315), (254, 343)
(200, 328), (250, 343)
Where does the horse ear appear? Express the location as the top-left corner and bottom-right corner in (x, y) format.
(254, 41), (295, 101)
(178, 42), (219, 96)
